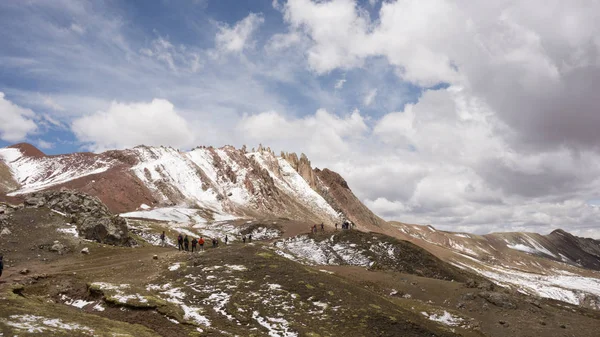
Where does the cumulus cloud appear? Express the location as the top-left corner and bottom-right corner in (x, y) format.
(238, 108), (368, 158)
(71, 98), (195, 152)
(0, 92), (37, 142)
(283, 0), (600, 150)
(216, 13), (265, 53)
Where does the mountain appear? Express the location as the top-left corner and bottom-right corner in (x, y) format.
(0, 143), (385, 231)
(391, 222), (600, 309)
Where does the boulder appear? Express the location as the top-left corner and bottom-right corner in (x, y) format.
(78, 216), (130, 246)
(81, 247), (90, 254)
(24, 197), (45, 208)
(50, 241), (66, 255)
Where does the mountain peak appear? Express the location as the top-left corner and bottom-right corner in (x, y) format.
(8, 143), (46, 158)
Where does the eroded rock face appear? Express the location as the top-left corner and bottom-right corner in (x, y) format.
(24, 189), (131, 246)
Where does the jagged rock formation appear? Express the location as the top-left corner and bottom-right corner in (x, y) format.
(281, 152), (318, 189)
(24, 189), (131, 246)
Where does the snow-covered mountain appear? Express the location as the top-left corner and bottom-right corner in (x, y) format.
(0, 143), (384, 230)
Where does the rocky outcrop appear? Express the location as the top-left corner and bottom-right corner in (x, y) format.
(281, 152), (318, 189)
(314, 168), (388, 231)
(24, 189), (131, 246)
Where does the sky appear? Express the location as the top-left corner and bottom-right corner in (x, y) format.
(1, 0), (600, 238)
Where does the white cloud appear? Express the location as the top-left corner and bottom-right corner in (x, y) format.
(215, 13), (265, 53)
(0, 92), (37, 142)
(363, 88), (377, 106)
(70, 23), (85, 35)
(283, 0), (600, 150)
(36, 139), (54, 150)
(71, 98), (195, 152)
(238, 108), (367, 158)
(334, 78), (346, 89)
(140, 36), (202, 73)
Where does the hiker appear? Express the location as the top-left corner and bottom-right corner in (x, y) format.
(242, 235), (246, 243)
(312, 224), (317, 234)
(248, 234), (252, 243)
(320, 223), (324, 232)
(0, 254), (3, 279)
(191, 237), (198, 252)
(177, 234), (184, 251)
(199, 236), (205, 251)
(225, 235), (228, 245)
(160, 231), (166, 247)
(184, 235), (190, 251)
(215, 238), (219, 247)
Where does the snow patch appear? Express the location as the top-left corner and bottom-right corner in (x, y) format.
(421, 311), (463, 326)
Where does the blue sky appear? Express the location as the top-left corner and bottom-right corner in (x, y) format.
(2, 0), (600, 238)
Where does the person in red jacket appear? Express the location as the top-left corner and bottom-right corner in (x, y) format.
(198, 237), (205, 251)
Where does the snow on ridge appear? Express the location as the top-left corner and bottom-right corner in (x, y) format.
(0, 148), (113, 195)
(131, 147), (224, 212)
(505, 234), (558, 258)
(452, 260), (600, 309)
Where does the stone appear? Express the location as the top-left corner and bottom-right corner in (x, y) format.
(478, 292), (517, 309)
(19, 268), (30, 275)
(81, 247), (89, 254)
(153, 255), (158, 260)
(0, 227), (11, 236)
(50, 241), (66, 255)
(24, 197), (45, 208)
(78, 216), (130, 246)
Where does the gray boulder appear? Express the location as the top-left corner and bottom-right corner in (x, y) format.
(78, 216), (130, 246)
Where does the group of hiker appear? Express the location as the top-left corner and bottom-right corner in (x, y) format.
(159, 231), (253, 251)
(312, 220), (354, 233)
(311, 223), (325, 234)
(339, 220), (353, 230)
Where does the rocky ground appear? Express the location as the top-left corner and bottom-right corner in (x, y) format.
(2, 200), (600, 336)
